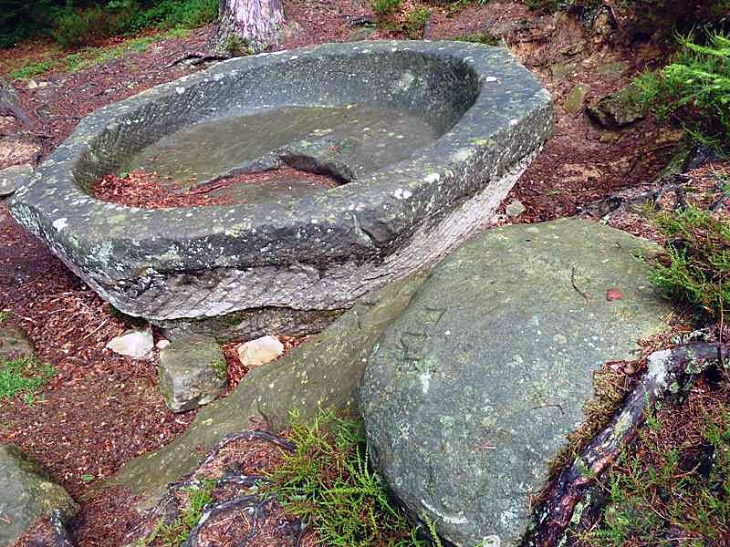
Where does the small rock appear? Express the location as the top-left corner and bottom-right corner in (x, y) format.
(505, 199), (527, 218)
(236, 335), (284, 368)
(346, 26), (376, 42)
(106, 329), (154, 359)
(563, 83), (590, 114)
(26, 79), (39, 90)
(0, 445), (79, 545)
(156, 339), (171, 350)
(599, 131), (621, 144)
(587, 86), (646, 129)
(0, 325), (35, 360)
(159, 335), (227, 413)
(0, 164), (33, 198)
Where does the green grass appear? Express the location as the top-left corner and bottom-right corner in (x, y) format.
(0, 355), (56, 401)
(636, 32), (730, 153)
(648, 206), (730, 320)
(8, 31), (180, 80)
(577, 402), (730, 544)
(265, 409), (432, 547)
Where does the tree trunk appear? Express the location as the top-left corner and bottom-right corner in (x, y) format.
(216, 0), (285, 54)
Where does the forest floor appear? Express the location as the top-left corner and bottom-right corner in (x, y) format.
(0, 0), (720, 545)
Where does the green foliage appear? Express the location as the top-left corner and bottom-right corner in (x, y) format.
(405, 8), (430, 39)
(0, 0), (217, 50)
(0, 355), (55, 401)
(649, 206), (730, 320)
(637, 32), (730, 154)
(52, 5), (113, 48)
(372, 0), (403, 16)
(8, 34), (165, 79)
(265, 409), (431, 546)
(0, 311), (9, 324)
(579, 405), (730, 544)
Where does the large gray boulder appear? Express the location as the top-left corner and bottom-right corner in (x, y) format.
(158, 335), (228, 413)
(0, 445), (78, 545)
(359, 219), (672, 547)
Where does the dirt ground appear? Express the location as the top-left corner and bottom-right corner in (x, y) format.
(0, 1), (689, 544)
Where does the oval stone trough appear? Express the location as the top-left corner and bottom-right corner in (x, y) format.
(10, 41), (553, 331)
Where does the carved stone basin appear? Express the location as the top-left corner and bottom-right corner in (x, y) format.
(10, 41), (553, 337)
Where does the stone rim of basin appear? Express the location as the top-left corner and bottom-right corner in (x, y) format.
(9, 41), (553, 322)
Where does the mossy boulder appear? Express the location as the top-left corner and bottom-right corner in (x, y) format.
(0, 445), (78, 545)
(587, 85), (647, 128)
(359, 219), (672, 546)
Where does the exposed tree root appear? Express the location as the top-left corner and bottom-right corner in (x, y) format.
(166, 52), (232, 68)
(526, 341), (728, 546)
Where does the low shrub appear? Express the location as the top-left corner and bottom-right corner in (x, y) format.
(649, 205), (730, 321)
(637, 32), (730, 154)
(265, 410), (432, 546)
(0, 0), (218, 49)
(372, 0), (403, 16)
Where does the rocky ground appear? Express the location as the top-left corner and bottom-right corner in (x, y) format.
(1, 0), (728, 545)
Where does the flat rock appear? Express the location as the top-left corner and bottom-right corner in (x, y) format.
(159, 335), (227, 413)
(106, 274), (426, 510)
(0, 324), (35, 360)
(0, 164), (33, 198)
(106, 329), (154, 360)
(0, 445), (78, 545)
(236, 335), (284, 368)
(359, 218), (672, 546)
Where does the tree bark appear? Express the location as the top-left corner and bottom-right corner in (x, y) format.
(216, 0), (285, 54)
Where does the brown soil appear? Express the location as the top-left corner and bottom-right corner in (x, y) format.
(0, 1), (696, 545)
(91, 167), (340, 209)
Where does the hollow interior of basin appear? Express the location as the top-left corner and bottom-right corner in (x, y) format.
(74, 49), (482, 205)
(122, 104), (441, 203)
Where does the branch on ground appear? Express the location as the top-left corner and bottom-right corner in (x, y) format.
(526, 341), (728, 546)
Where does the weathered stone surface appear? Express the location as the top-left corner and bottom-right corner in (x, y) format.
(236, 335), (284, 368)
(159, 335), (227, 413)
(10, 41), (552, 329)
(105, 274), (426, 510)
(0, 325), (34, 360)
(0, 164), (33, 198)
(159, 307), (343, 343)
(106, 329), (154, 360)
(0, 445), (78, 545)
(359, 219), (672, 547)
(587, 85), (646, 128)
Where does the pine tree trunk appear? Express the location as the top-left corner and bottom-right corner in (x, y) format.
(216, 0), (285, 54)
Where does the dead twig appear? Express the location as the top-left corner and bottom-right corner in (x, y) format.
(571, 266), (590, 301)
